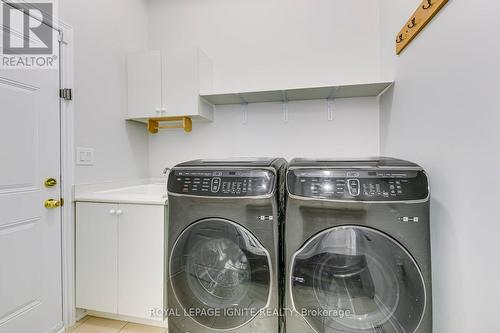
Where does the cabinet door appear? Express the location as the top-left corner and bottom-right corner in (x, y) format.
(127, 51), (164, 118)
(118, 204), (165, 320)
(164, 47), (207, 118)
(76, 202), (118, 313)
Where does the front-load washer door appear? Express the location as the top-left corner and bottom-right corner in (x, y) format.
(291, 226), (426, 333)
(170, 218), (272, 330)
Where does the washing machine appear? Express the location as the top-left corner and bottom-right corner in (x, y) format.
(284, 158), (432, 333)
(167, 158), (287, 333)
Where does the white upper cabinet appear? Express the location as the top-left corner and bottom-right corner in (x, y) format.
(127, 47), (214, 122)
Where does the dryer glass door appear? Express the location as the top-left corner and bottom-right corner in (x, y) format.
(291, 226), (426, 333)
(169, 218), (272, 330)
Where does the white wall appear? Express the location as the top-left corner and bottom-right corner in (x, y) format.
(61, 0), (150, 184)
(149, 98), (380, 171)
(147, 0), (383, 173)
(380, 1), (500, 332)
(148, 0), (381, 92)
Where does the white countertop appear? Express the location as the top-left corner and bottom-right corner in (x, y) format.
(74, 179), (168, 205)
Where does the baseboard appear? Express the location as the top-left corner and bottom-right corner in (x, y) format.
(52, 324), (65, 333)
(75, 308), (88, 322)
(85, 310), (168, 328)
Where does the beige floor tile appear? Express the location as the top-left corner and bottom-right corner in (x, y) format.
(71, 316), (127, 333)
(65, 316), (90, 332)
(119, 322), (167, 333)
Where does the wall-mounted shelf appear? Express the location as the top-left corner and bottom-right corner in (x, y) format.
(200, 81), (393, 105)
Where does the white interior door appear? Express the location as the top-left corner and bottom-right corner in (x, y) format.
(0, 46), (63, 332)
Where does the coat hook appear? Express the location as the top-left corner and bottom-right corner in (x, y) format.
(422, 0), (432, 10)
(396, 34), (404, 43)
(407, 17), (416, 29)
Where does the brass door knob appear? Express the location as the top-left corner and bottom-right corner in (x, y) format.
(45, 178), (58, 188)
(44, 199), (62, 209)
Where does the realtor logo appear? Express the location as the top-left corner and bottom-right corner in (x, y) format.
(1, 0), (58, 69)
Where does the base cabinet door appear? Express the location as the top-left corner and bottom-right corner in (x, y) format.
(76, 202), (118, 313)
(118, 204), (165, 321)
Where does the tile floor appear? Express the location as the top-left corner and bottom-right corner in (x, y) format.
(66, 316), (167, 333)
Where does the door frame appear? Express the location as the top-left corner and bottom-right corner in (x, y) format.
(40, 6), (77, 330)
(58, 27), (76, 329)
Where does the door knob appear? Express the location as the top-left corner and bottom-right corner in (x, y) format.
(44, 178), (58, 188)
(44, 199), (62, 209)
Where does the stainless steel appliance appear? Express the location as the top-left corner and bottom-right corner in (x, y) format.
(284, 158), (432, 333)
(167, 158), (287, 333)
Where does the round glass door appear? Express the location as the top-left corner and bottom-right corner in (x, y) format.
(170, 218), (271, 330)
(291, 226), (426, 333)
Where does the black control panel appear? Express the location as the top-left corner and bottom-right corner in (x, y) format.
(168, 169), (275, 197)
(287, 169), (429, 201)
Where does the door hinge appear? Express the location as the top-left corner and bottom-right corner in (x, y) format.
(60, 88), (72, 101)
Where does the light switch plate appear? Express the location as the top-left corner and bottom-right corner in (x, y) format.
(76, 147), (94, 166)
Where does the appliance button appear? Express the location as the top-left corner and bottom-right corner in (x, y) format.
(211, 177), (221, 192)
(347, 179), (360, 196)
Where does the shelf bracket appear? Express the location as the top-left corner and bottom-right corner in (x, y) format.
(327, 98), (334, 121)
(241, 103), (248, 124)
(326, 87), (338, 121)
(281, 91), (289, 122)
(148, 116), (193, 134)
(238, 94), (249, 124)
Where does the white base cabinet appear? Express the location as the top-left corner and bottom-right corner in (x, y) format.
(76, 202), (166, 322)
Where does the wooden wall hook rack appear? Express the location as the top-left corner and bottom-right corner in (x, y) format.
(147, 116), (193, 134)
(396, 0), (448, 55)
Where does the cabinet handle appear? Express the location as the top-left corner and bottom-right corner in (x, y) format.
(116, 209), (123, 216)
(109, 209), (116, 215)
